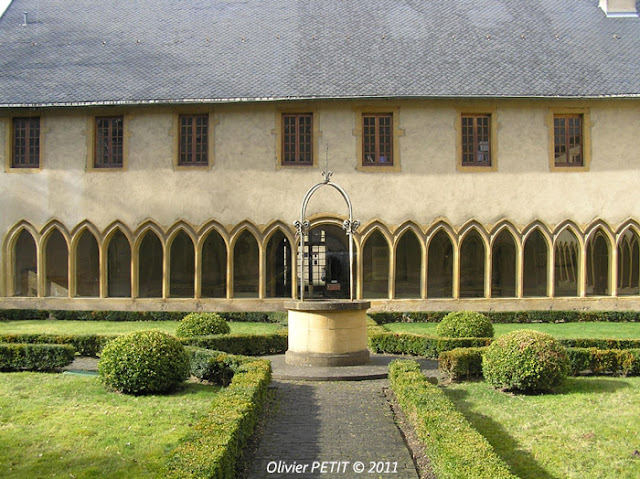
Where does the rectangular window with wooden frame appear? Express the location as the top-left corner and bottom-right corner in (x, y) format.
(179, 114), (209, 166)
(12, 117), (40, 168)
(461, 114), (491, 166)
(282, 113), (313, 165)
(95, 116), (123, 168)
(362, 113), (393, 166)
(553, 114), (583, 167)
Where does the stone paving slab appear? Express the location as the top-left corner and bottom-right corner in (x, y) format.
(267, 354), (439, 381)
(247, 380), (419, 479)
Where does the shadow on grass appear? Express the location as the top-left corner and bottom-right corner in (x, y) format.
(557, 376), (632, 395)
(443, 387), (558, 479)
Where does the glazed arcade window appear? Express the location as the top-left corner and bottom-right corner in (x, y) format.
(95, 116), (123, 168)
(362, 113), (393, 166)
(282, 113), (313, 165)
(461, 114), (491, 166)
(554, 114), (583, 166)
(12, 117), (40, 168)
(179, 114), (209, 166)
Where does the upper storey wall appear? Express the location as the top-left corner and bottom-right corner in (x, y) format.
(0, 98), (638, 234)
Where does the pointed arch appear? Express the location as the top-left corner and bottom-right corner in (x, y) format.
(617, 223), (640, 296)
(523, 227), (550, 297)
(522, 220), (553, 245)
(201, 224), (228, 298)
(9, 225), (38, 297)
(394, 227), (423, 299)
(105, 227), (132, 297)
(427, 227), (454, 298)
(137, 228), (164, 298)
(42, 227), (69, 297)
(554, 224), (581, 297)
(425, 219), (458, 248)
(491, 228), (517, 297)
(265, 227), (293, 298)
(362, 227), (391, 299)
(584, 219), (614, 245)
(459, 226), (486, 298)
(232, 228), (260, 298)
(133, 220), (166, 249)
(168, 228), (196, 298)
(73, 225), (100, 297)
(586, 227), (611, 296)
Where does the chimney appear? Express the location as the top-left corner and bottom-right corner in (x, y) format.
(600, 0), (639, 17)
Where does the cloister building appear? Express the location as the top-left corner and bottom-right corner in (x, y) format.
(1, 0), (640, 312)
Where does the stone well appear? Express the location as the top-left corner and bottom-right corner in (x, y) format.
(284, 300), (371, 367)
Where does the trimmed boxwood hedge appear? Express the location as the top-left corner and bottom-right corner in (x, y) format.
(0, 331), (287, 357)
(0, 309), (287, 323)
(436, 311), (494, 338)
(389, 360), (517, 479)
(0, 343), (75, 371)
(0, 333), (117, 356)
(439, 346), (640, 380)
(176, 312), (231, 337)
(98, 330), (191, 395)
(181, 332), (288, 356)
(166, 350), (271, 478)
(368, 331), (492, 358)
(369, 310), (640, 324)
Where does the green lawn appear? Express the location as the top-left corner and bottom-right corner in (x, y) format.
(0, 320), (282, 336)
(384, 321), (640, 339)
(443, 378), (640, 479)
(0, 372), (216, 479)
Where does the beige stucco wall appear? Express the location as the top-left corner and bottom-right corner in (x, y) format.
(1, 98), (639, 306)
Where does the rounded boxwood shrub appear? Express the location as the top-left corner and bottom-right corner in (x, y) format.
(98, 330), (190, 395)
(483, 329), (570, 393)
(176, 312), (231, 338)
(436, 311), (494, 338)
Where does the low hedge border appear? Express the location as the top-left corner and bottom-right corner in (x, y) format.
(370, 310), (640, 324)
(389, 360), (517, 479)
(368, 331), (492, 359)
(439, 347), (640, 381)
(181, 332), (288, 356)
(0, 309), (287, 323)
(166, 349), (272, 478)
(0, 333), (117, 356)
(0, 343), (75, 371)
(0, 332), (289, 357)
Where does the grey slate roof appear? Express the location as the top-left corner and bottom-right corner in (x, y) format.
(1, 0), (639, 107)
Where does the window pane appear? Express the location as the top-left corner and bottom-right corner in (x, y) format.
(12, 118), (40, 168)
(95, 117), (124, 167)
(233, 231), (259, 298)
(107, 230), (131, 297)
(363, 231), (389, 299)
(554, 229), (579, 296)
(170, 231), (195, 298)
(395, 231), (421, 298)
(282, 113), (313, 165)
(76, 230), (100, 297)
(45, 230), (68, 297)
(523, 230), (548, 297)
(179, 115), (208, 165)
(586, 231), (610, 296)
(266, 231), (291, 298)
(491, 231), (516, 297)
(362, 114), (393, 165)
(460, 231), (485, 297)
(139, 232), (163, 298)
(427, 231), (453, 298)
(202, 230), (227, 298)
(13, 230), (37, 297)
(461, 115), (490, 166)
